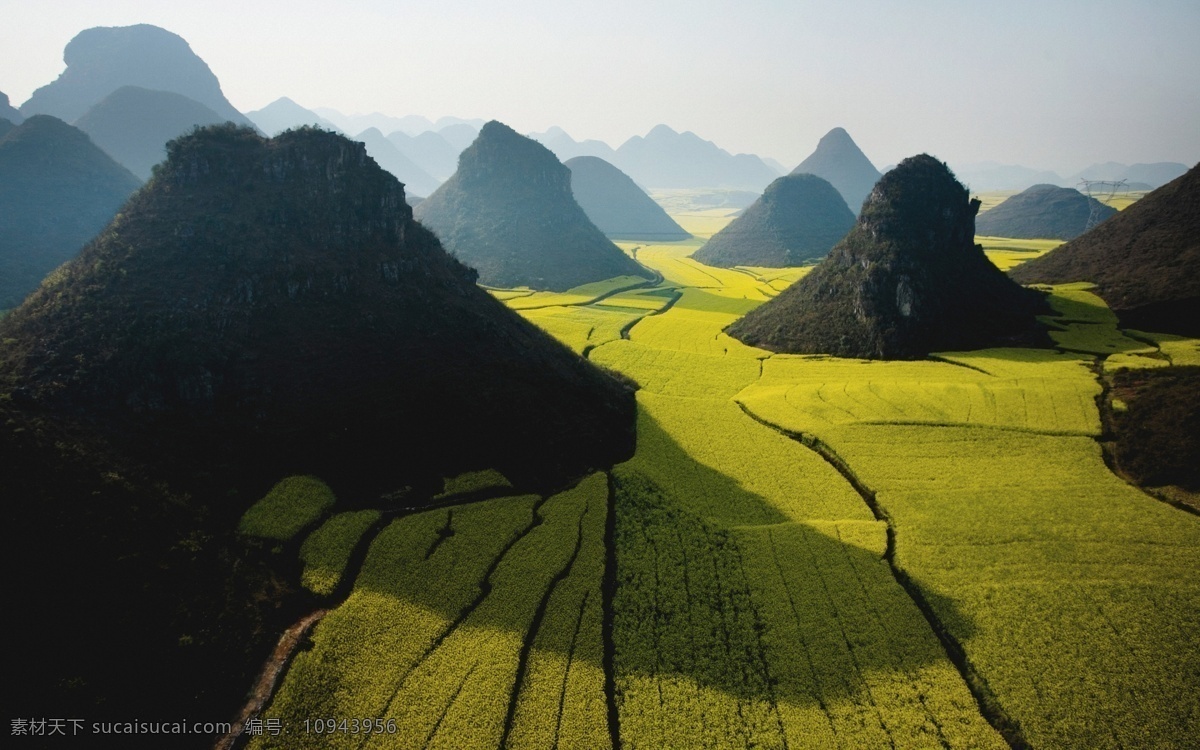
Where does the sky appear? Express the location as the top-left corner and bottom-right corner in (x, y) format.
(2, 0), (1198, 174)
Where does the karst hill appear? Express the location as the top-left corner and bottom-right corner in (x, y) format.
(975, 183), (1117, 240)
(791, 127), (883, 214)
(693, 173), (854, 267)
(1010, 164), (1200, 335)
(0, 115), (141, 310)
(19, 24), (253, 127)
(729, 154), (1047, 358)
(74, 85), (228, 179)
(414, 121), (652, 290)
(565, 155), (691, 241)
(0, 124), (636, 491)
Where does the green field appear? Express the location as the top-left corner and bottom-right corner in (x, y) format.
(244, 211), (1198, 748)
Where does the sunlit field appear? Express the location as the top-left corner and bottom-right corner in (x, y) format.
(242, 203), (1198, 748)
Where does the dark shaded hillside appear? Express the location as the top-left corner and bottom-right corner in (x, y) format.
(693, 173), (854, 267)
(354, 126), (441, 197)
(415, 121), (651, 290)
(730, 154), (1047, 358)
(0, 124), (636, 492)
(974, 183), (1116, 240)
(1010, 165), (1199, 336)
(791, 127), (882, 214)
(566, 155), (691, 241)
(1111, 366), (1200, 492)
(0, 115), (141, 309)
(75, 85), (227, 179)
(1, 125), (637, 740)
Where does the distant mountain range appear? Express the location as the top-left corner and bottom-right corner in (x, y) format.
(953, 160), (1189, 192)
(352, 127), (441, 198)
(245, 97), (341, 135)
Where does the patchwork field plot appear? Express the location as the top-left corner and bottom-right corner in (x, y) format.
(251, 474), (610, 750)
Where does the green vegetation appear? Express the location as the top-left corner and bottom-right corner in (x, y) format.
(298, 510), (380, 595)
(435, 469), (513, 499)
(254, 474), (611, 749)
(237, 476), (336, 541)
(501, 275), (650, 310)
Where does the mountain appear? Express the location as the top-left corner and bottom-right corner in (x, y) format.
(729, 154), (1047, 358)
(0, 119), (13, 139)
(1010, 164), (1200, 335)
(74, 86), (226, 179)
(19, 24), (252, 127)
(693, 173), (854, 268)
(791, 127), (883, 215)
(386, 129), (461, 182)
(565, 156), (691, 241)
(415, 121), (651, 290)
(245, 96), (340, 136)
(0, 91), (22, 124)
(531, 126), (620, 163)
(0, 115), (141, 310)
(613, 124), (780, 190)
(437, 122), (481, 151)
(353, 127), (441, 197)
(974, 184), (1117, 240)
(0, 123), (635, 489)
(1071, 161), (1189, 189)
(952, 161), (1065, 191)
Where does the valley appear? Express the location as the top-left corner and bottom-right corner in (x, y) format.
(235, 209), (1200, 748)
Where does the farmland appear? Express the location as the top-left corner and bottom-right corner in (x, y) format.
(239, 211), (1199, 748)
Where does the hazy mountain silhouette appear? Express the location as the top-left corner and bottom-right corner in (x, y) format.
(74, 86), (226, 179)
(565, 156), (691, 241)
(0, 124), (635, 489)
(975, 184), (1117, 240)
(0, 91), (22, 124)
(1071, 161), (1188, 189)
(791, 127), (883, 214)
(19, 24), (252, 127)
(532, 126), (621, 163)
(415, 121), (651, 290)
(353, 127), (441, 197)
(437, 122), (481, 151)
(694, 173), (854, 268)
(730, 155), (1046, 358)
(1011, 164), (1199, 335)
(0, 119), (14, 139)
(246, 96), (340, 136)
(614, 124), (780, 190)
(387, 129), (461, 182)
(1, 115), (141, 309)
(953, 161), (1065, 191)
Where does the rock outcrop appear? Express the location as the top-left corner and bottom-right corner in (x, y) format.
(415, 121), (651, 290)
(693, 173), (854, 267)
(729, 154), (1047, 358)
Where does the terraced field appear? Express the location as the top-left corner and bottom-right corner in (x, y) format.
(239, 214), (1198, 748)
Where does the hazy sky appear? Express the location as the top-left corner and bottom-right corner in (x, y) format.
(3, 0), (1198, 173)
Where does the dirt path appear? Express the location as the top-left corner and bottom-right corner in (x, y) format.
(213, 608), (328, 750)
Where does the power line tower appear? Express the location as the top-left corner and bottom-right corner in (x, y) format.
(1077, 178), (1127, 231)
